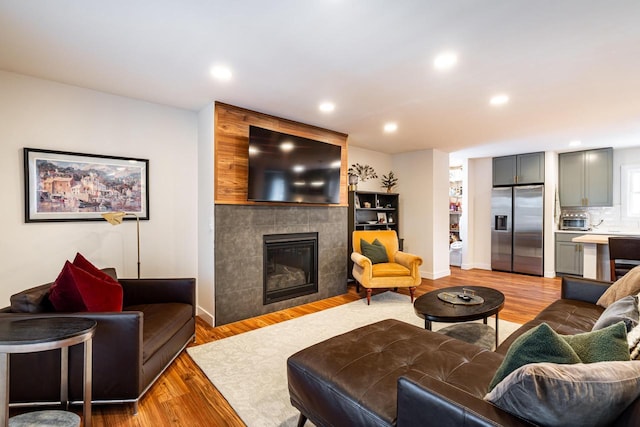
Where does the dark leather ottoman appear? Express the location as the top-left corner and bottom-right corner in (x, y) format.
(287, 318), (505, 427)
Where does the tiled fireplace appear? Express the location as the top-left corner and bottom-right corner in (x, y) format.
(214, 205), (347, 326)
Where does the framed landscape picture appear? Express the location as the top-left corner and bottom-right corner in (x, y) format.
(24, 148), (149, 222)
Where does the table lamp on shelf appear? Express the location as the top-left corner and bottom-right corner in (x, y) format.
(101, 211), (141, 279)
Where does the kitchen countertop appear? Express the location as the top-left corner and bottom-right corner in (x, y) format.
(556, 229), (640, 236)
(571, 234), (613, 244)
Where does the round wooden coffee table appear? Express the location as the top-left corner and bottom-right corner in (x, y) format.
(413, 286), (505, 349)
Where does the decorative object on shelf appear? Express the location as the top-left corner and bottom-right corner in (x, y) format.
(364, 202), (371, 208)
(23, 148), (149, 222)
(102, 211), (141, 278)
(388, 213), (394, 223)
(354, 194), (361, 208)
(348, 163), (378, 184)
(380, 171), (398, 193)
(377, 212), (387, 224)
(348, 174), (359, 191)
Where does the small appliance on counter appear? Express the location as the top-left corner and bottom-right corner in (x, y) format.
(560, 211), (590, 231)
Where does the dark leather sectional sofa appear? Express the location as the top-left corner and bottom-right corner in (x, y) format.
(0, 270), (195, 413)
(287, 276), (640, 426)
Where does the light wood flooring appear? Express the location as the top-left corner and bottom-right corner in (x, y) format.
(45, 268), (562, 426)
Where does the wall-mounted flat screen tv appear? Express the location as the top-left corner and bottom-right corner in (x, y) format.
(247, 126), (342, 204)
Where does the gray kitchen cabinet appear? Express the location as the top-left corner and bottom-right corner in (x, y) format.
(555, 233), (583, 276)
(493, 152), (544, 186)
(559, 148), (612, 207)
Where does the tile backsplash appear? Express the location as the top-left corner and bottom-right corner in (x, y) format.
(582, 206), (640, 232)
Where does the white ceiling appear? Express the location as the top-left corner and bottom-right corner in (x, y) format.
(2, 1), (640, 159)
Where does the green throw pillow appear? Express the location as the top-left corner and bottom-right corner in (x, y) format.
(562, 321), (630, 363)
(489, 322), (632, 392)
(488, 323), (581, 391)
(360, 238), (388, 264)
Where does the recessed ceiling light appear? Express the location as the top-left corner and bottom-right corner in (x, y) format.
(569, 140), (582, 147)
(211, 65), (232, 81)
(292, 165), (305, 173)
(433, 51), (458, 70)
(248, 145), (259, 155)
(310, 181), (325, 187)
(319, 102), (335, 113)
(489, 94), (509, 106)
(330, 160), (341, 168)
(383, 122), (398, 133)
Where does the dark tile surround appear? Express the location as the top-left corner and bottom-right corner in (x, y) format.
(214, 205), (348, 326)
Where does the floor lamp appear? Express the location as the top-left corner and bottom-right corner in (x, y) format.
(101, 211), (141, 279)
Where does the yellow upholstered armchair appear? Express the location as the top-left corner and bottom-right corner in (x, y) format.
(351, 230), (423, 305)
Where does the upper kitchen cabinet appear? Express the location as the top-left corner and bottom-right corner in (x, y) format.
(559, 148), (613, 207)
(492, 152), (545, 186)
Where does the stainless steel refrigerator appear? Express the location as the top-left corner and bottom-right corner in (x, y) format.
(491, 185), (544, 276)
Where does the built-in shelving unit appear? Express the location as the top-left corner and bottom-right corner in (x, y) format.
(348, 191), (399, 277)
(449, 167), (462, 243)
(449, 166), (463, 266)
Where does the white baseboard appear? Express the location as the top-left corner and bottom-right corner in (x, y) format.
(196, 306), (214, 326)
(460, 262), (491, 271)
(420, 268), (451, 280)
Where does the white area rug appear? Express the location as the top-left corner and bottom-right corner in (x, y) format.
(187, 291), (522, 427)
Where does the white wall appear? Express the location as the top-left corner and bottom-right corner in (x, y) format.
(0, 71), (199, 305)
(467, 157), (493, 270)
(197, 103), (215, 324)
(347, 145), (393, 192)
(544, 153), (558, 277)
(392, 149), (450, 279)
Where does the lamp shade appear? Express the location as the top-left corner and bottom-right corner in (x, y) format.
(101, 211), (141, 278)
(101, 211), (126, 225)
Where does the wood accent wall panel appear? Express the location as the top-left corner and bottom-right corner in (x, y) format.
(214, 102), (349, 206)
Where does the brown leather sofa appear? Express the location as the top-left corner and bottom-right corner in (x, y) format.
(287, 276), (640, 426)
(0, 270), (195, 413)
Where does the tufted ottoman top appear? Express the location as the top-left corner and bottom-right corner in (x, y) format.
(287, 318), (505, 427)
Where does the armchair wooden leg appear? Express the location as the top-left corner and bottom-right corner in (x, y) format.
(366, 288), (372, 305)
(409, 287), (416, 303)
(297, 413), (307, 427)
(356, 282), (360, 292)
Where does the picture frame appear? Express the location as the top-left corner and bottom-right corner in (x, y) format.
(377, 212), (387, 224)
(24, 148), (149, 222)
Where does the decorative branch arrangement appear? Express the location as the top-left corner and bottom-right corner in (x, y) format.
(348, 163), (378, 182)
(380, 171), (398, 192)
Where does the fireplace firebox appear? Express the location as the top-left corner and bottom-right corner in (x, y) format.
(263, 232), (318, 304)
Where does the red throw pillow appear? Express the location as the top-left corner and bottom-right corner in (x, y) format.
(74, 267), (123, 312)
(73, 252), (119, 285)
(49, 261), (123, 312)
(49, 261), (88, 312)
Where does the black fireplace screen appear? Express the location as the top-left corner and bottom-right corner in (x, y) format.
(263, 232), (318, 304)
